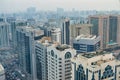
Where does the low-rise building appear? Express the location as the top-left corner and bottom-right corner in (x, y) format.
(73, 34), (100, 53)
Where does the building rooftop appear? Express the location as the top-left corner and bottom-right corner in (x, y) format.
(75, 34), (97, 40)
(37, 37), (52, 43)
(56, 44), (71, 51)
(89, 15), (120, 18)
(51, 28), (61, 33)
(64, 18), (70, 22)
(72, 51), (117, 67)
(17, 26), (33, 31)
(34, 28), (44, 37)
(74, 24), (93, 28)
(82, 51), (110, 58)
(17, 26), (44, 35)
(0, 22), (9, 26)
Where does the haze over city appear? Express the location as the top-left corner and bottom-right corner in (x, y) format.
(1, 0), (120, 80)
(1, 0), (120, 13)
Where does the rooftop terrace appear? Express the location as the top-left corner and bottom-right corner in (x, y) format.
(75, 34), (97, 41)
(37, 37), (51, 43)
(56, 44), (71, 51)
(82, 51), (111, 58)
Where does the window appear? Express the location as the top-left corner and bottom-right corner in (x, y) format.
(101, 65), (114, 79)
(59, 62), (62, 64)
(59, 65), (62, 67)
(51, 50), (54, 57)
(65, 52), (72, 59)
(59, 58), (62, 60)
(77, 64), (86, 80)
(55, 55), (57, 58)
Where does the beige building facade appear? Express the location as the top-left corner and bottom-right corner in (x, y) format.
(71, 51), (120, 80)
(70, 24), (93, 45)
(89, 15), (120, 49)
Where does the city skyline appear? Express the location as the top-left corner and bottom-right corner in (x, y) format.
(0, 0), (120, 13)
(1, 0), (120, 80)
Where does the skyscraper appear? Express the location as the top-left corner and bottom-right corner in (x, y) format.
(0, 21), (10, 49)
(51, 28), (61, 44)
(47, 44), (76, 80)
(16, 26), (41, 80)
(89, 15), (120, 49)
(11, 20), (27, 50)
(57, 8), (64, 19)
(26, 7), (36, 19)
(62, 19), (70, 45)
(35, 37), (51, 80)
(70, 23), (93, 46)
(70, 24), (93, 39)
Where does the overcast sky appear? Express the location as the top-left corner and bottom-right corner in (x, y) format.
(0, 0), (120, 13)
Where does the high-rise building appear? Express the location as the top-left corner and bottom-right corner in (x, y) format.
(35, 37), (51, 80)
(26, 7), (36, 19)
(0, 18), (4, 22)
(71, 51), (120, 80)
(70, 23), (93, 39)
(89, 15), (120, 49)
(16, 26), (44, 80)
(73, 34), (100, 53)
(0, 64), (5, 80)
(57, 8), (64, 18)
(70, 23), (93, 45)
(51, 28), (61, 44)
(27, 7), (36, 14)
(0, 22), (10, 49)
(47, 44), (76, 80)
(11, 20), (27, 50)
(6, 17), (16, 24)
(27, 18), (36, 26)
(6, 17), (16, 35)
(62, 19), (70, 45)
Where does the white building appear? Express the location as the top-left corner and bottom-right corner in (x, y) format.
(47, 44), (76, 80)
(0, 22), (10, 49)
(51, 28), (61, 44)
(0, 64), (5, 80)
(35, 37), (51, 80)
(73, 34), (100, 53)
(71, 51), (120, 80)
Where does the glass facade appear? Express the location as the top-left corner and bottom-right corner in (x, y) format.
(25, 36), (31, 74)
(65, 21), (70, 45)
(76, 65), (86, 80)
(73, 42), (100, 53)
(101, 65), (114, 79)
(62, 23), (64, 44)
(109, 16), (118, 43)
(91, 72), (95, 80)
(35, 47), (42, 80)
(103, 18), (107, 48)
(62, 20), (70, 45)
(90, 18), (99, 36)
